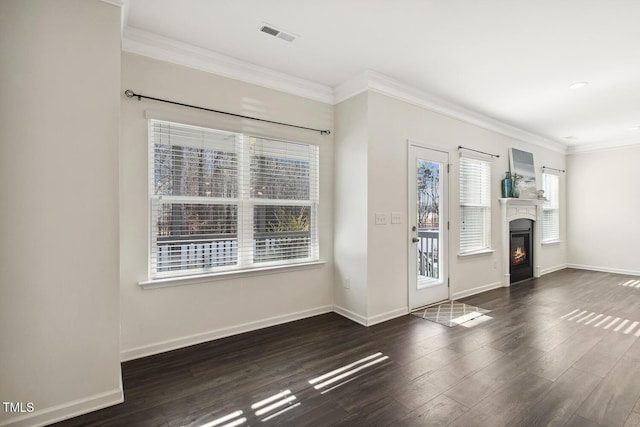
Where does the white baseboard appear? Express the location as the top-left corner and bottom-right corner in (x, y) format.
(122, 303), (406, 362)
(451, 281), (503, 300)
(120, 305), (334, 361)
(540, 264), (568, 276)
(331, 305), (410, 326)
(366, 307), (409, 326)
(332, 305), (368, 326)
(0, 387), (123, 427)
(566, 264), (640, 277)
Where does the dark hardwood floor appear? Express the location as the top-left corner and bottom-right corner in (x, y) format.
(52, 269), (640, 427)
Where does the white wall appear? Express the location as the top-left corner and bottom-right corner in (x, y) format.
(0, 1), (122, 426)
(120, 53), (335, 359)
(334, 90), (568, 322)
(567, 145), (640, 275)
(333, 92), (369, 322)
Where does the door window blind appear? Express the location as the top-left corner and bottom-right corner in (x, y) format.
(459, 156), (492, 253)
(542, 172), (560, 242)
(149, 120), (319, 279)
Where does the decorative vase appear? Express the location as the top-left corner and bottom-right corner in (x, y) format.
(512, 182), (520, 198)
(501, 172), (513, 198)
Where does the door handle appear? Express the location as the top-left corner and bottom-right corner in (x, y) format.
(412, 237), (420, 243)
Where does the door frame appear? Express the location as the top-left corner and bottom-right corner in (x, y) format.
(407, 140), (451, 310)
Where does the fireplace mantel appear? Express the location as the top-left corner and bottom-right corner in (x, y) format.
(499, 198), (544, 286)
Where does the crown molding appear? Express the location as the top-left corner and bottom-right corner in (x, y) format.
(98, 0), (123, 6)
(122, 27), (334, 104)
(336, 71), (568, 154)
(333, 72), (371, 104)
(124, 27), (637, 155)
(566, 139), (640, 154)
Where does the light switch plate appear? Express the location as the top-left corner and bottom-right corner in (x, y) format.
(375, 212), (388, 225)
(391, 212), (402, 224)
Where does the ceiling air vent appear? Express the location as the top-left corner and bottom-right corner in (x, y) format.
(259, 23), (297, 42)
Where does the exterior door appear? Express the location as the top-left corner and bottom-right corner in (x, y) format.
(408, 143), (449, 310)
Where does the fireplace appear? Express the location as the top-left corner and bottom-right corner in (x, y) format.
(499, 198), (543, 287)
(509, 218), (533, 283)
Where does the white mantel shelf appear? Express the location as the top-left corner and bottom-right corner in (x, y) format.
(499, 198), (545, 287)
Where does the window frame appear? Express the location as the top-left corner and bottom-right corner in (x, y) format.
(541, 171), (560, 243)
(147, 119), (320, 282)
(458, 154), (493, 255)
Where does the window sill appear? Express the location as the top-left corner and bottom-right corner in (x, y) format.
(458, 248), (496, 257)
(541, 240), (563, 246)
(139, 260), (327, 290)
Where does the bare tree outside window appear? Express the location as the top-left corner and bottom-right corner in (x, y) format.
(149, 121), (319, 278)
(251, 146), (313, 262)
(417, 162), (439, 228)
(153, 143), (239, 271)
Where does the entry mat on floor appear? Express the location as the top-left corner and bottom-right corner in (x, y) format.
(411, 301), (490, 327)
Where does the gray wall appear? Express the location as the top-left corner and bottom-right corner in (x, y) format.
(0, 1), (122, 425)
(567, 145), (640, 275)
(333, 92), (369, 321)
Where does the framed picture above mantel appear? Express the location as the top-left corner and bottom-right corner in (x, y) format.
(509, 148), (537, 199)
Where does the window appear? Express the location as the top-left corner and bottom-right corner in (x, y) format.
(149, 119), (319, 279)
(542, 172), (560, 242)
(459, 156), (492, 253)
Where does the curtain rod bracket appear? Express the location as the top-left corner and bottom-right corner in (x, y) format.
(123, 89), (331, 136)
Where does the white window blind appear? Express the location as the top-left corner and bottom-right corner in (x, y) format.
(149, 119), (319, 279)
(459, 156), (492, 253)
(542, 172), (560, 242)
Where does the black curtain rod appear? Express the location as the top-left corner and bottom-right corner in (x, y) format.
(457, 145), (500, 158)
(124, 90), (331, 135)
(542, 166), (566, 173)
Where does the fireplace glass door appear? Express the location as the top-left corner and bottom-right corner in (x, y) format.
(509, 219), (533, 283)
(511, 235), (528, 267)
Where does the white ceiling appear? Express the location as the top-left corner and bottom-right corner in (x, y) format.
(123, 0), (640, 151)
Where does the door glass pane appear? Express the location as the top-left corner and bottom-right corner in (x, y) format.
(417, 159), (441, 287)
